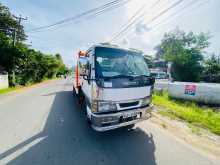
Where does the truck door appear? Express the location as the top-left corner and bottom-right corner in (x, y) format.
(81, 50), (94, 102)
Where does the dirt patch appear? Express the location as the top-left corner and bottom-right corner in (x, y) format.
(150, 108), (220, 160)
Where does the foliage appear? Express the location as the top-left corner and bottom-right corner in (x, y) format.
(0, 31), (69, 86)
(0, 3), (26, 41)
(0, 3), (70, 87)
(156, 28), (210, 82)
(0, 86), (22, 94)
(202, 54), (220, 83)
(153, 91), (220, 135)
(154, 45), (164, 60)
(143, 55), (154, 68)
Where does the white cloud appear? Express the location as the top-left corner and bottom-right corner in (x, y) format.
(135, 23), (151, 35)
(115, 0), (167, 53)
(3, 0), (219, 66)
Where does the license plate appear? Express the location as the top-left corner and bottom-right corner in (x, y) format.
(122, 112), (139, 119)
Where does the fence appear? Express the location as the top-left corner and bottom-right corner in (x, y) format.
(168, 82), (220, 105)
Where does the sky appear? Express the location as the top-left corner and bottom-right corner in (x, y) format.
(1, 0), (220, 67)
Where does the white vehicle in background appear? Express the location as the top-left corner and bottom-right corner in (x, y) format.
(150, 70), (168, 79)
(73, 44), (155, 131)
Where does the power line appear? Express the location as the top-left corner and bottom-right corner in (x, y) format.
(110, 0), (184, 42)
(120, 0), (162, 30)
(110, 0), (164, 42)
(27, 0), (131, 33)
(151, 0), (210, 31)
(115, 1), (154, 33)
(85, 0), (132, 19)
(124, 0), (209, 39)
(29, 0), (132, 34)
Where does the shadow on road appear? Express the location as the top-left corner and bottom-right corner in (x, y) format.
(0, 88), (156, 165)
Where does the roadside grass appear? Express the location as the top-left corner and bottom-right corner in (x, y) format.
(0, 77), (60, 95)
(0, 87), (20, 95)
(187, 123), (202, 135)
(153, 91), (220, 135)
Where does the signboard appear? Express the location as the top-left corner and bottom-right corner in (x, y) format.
(185, 85), (196, 96)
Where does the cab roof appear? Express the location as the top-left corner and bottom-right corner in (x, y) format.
(92, 43), (143, 54)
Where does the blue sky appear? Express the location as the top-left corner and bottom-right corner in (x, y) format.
(1, 0), (220, 66)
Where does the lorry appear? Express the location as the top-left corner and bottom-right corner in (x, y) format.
(73, 44), (155, 131)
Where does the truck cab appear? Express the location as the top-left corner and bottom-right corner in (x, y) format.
(74, 44), (155, 131)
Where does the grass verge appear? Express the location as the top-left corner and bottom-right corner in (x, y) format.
(0, 87), (20, 95)
(153, 91), (220, 135)
(0, 78), (60, 95)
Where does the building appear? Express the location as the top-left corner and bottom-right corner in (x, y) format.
(0, 66), (9, 89)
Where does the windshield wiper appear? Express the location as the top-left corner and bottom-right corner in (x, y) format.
(103, 75), (135, 80)
(133, 75), (150, 78)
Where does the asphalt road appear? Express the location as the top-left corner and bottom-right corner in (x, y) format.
(0, 79), (219, 165)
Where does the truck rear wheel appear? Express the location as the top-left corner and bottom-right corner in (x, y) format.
(77, 87), (85, 105)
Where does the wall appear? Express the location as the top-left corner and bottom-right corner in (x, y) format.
(0, 74), (9, 89)
(154, 79), (169, 90)
(168, 82), (220, 105)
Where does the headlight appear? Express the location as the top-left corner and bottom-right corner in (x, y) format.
(91, 101), (98, 113)
(98, 101), (117, 112)
(141, 97), (151, 106)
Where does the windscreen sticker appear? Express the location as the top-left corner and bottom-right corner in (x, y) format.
(104, 82), (112, 88)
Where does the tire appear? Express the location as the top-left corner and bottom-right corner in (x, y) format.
(85, 101), (91, 124)
(125, 124), (135, 130)
(72, 86), (77, 96)
(78, 88), (85, 105)
(86, 115), (92, 124)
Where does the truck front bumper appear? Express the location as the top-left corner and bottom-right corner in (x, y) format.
(90, 105), (153, 132)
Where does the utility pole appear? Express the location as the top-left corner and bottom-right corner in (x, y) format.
(11, 15), (27, 86)
(12, 28), (16, 46)
(13, 15), (27, 45)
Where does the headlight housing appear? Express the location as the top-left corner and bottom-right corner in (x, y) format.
(91, 101), (98, 113)
(141, 97), (151, 107)
(98, 101), (117, 113)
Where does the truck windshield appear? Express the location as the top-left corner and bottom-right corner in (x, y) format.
(95, 47), (150, 79)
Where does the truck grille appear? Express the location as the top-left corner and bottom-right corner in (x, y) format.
(119, 101), (139, 108)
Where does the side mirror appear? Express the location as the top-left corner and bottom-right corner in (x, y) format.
(79, 57), (89, 77)
(150, 76), (155, 85)
(79, 67), (89, 77)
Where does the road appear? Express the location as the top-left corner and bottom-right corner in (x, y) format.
(0, 79), (219, 165)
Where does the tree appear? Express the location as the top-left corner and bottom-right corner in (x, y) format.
(154, 45), (164, 60)
(0, 3), (71, 86)
(0, 31), (68, 85)
(156, 28), (210, 82)
(202, 54), (220, 83)
(0, 3), (26, 41)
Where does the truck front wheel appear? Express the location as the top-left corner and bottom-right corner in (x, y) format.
(125, 124), (135, 130)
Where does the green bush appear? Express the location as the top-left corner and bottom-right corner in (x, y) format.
(153, 92), (220, 135)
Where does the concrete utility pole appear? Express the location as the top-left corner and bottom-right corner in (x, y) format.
(11, 15), (27, 86)
(12, 28), (16, 46)
(12, 15), (27, 45)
